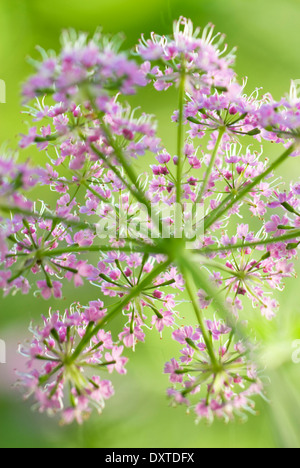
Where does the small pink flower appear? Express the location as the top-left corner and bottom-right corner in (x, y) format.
(37, 280), (62, 300)
(164, 358), (183, 383)
(19, 127), (37, 148)
(105, 346), (128, 375)
(172, 326), (201, 345)
(119, 327), (145, 348)
(74, 230), (95, 247)
(195, 401), (210, 419)
(73, 261), (97, 287)
(152, 310), (174, 332)
(62, 397), (91, 425)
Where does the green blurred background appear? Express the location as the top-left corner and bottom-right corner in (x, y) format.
(1, 0), (300, 448)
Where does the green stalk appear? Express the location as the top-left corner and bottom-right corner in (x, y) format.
(177, 254), (248, 344)
(90, 133), (163, 235)
(194, 126), (225, 208)
(70, 259), (171, 362)
(42, 243), (161, 258)
(182, 266), (219, 369)
(89, 143), (140, 200)
(7, 260), (35, 284)
(0, 204), (94, 231)
(81, 181), (108, 204)
(97, 122), (154, 218)
(204, 144), (295, 232)
(102, 123), (144, 197)
(176, 70), (186, 205)
(40, 262), (53, 288)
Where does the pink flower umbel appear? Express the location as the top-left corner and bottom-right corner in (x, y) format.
(17, 305), (127, 425)
(165, 323), (264, 423)
(0, 17), (298, 428)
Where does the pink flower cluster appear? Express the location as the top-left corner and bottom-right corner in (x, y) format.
(165, 323), (263, 422)
(23, 30), (147, 103)
(0, 156), (43, 211)
(17, 304), (127, 424)
(97, 252), (180, 345)
(138, 18), (235, 91)
(200, 222), (296, 320)
(0, 18), (298, 425)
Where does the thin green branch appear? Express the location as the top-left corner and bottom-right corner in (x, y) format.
(70, 259), (172, 362)
(177, 254), (249, 345)
(182, 266), (219, 369)
(0, 204), (94, 231)
(42, 243), (162, 258)
(81, 181), (108, 204)
(194, 126), (225, 207)
(176, 70), (186, 204)
(204, 144), (295, 232)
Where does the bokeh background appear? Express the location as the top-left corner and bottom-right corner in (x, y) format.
(1, 0), (300, 448)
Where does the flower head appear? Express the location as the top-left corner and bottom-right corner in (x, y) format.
(166, 323), (264, 422)
(17, 305), (126, 424)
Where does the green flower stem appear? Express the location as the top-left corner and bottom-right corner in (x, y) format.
(6, 244), (157, 260)
(91, 113), (155, 221)
(0, 204), (94, 231)
(204, 144), (296, 232)
(81, 340), (104, 358)
(103, 123), (164, 235)
(5, 253), (29, 258)
(181, 266), (219, 370)
(50, 260), (78, 274)
(145, 279), (176, 289)
(79, 360), (116, 368)
(178, 254), (248, 344)
(194, 126), (225, 208)
(81, 181), (108, 204)
(40, 262), (53, 288)
(90, 137), (163, 236)
(182, 375), (211, 397)
(89, 143), (140, 199)
(7, 260), (35, 284)
(38, 364), (63, 385)
(42, 243), (162, 258)
(176, 70), (186, 205)
(22, 219), (38, 249)
(101, 122), (146, 200)
(35, 355), (60, 362)
(70, 259), (172, 362)
(99, 273), (124, 289)
(198, 257), (238, 275)
(34, 135), (58, 143)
